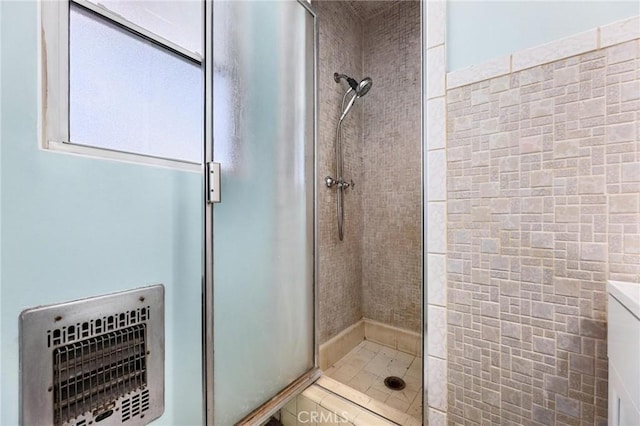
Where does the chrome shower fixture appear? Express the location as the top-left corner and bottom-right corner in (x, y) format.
(334, 73), (359, 90)
(326, 72), (373, 240)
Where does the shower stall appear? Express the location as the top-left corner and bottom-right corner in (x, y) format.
(316, 0), (424, 423)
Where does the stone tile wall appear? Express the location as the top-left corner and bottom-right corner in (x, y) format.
(362, 1), (422, 333)
(317, 1), (422, 343)
(446, 40), (640, 425)
(317, 0), (364, 343)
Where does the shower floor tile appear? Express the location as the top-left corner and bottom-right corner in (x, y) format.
(325, 340), (423, 421)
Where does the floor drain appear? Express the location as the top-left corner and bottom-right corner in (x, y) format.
(383, 376), (406, 391)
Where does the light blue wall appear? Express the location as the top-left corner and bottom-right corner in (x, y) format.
(0, 2), (202, 425)
(447, 1), (640, 71)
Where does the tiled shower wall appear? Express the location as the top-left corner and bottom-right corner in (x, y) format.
(317, 1), (423, 344)
(362, 1), (422, 333)
(446, 40), (640, 425)
(317, 0), (364, 343)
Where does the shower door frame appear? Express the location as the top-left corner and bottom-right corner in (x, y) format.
(202, 1), (321, 425)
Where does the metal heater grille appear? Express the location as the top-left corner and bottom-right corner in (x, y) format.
(52, 324), (147, 425)
(20, 285), (164, 426)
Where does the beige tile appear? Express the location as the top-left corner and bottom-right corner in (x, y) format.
(281, 410), (297, 426)
(405, 358), (422, 379)
(365, 398), (410, 425)
(378, 345), (399, 359)
(365, 353), (393, 374)
(284, 396), (297, 415)
(427, 356), (447, 411)
(354, 347), (377, 363)
(332, 364), (361, 383)
(365, 321), (396, 348)
(397, 387), (419, 405)
(303, 386), (330, 405)
(348, 370), (377, 393)
(324, 365), (338, 377)
(600, 15), (640, 48)
(427, 202), (446, 253)
(318, 375), (373, 408)
(404, 416), (422, 426)
(426, 0), (445, 48)
(447, 55), (511, 89)
(319, 345), (331, 371)
(343, 353), (370, 371)
(426, 97), (446, 151)
(353, 410), (395, 426)
(362, 340), (384, 354)
(395, 350), (415, 366)
(386, 361), (410, 378)
(385, 396), (411, 413)
(319, 394), (362, 423)
(624, 235), (640, 255)
(426, 45), (445, 98)
(428, 150), (447, 201)
(407, 395), (423, 420)
(317, 406), (341, 426)
(403, 379), (422, 398)
(297, 395), (319, 420)
(427, 254), (447, 306)
(320, 321), (366, 371)
(427, 306), (446, 359)
(428, 408), (446, 426)
(366, 386), (390, 402)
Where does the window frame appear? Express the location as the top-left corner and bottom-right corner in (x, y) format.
(40, 0), (203, 171)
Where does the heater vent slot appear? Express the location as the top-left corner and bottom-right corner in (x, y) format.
(47, 307), (150, 348)
(52, 324), (147, 426)
(121, 389), (150, 422)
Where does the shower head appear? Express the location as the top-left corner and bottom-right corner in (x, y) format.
(356, 77), (373, 98)
(334, 73), (374, 98)
(337, 75), (373, 121)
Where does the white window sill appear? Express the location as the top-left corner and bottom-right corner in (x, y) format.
(45, 140), (202, 173)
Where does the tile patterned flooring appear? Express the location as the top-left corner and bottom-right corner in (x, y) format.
(324, 340), (423, 421)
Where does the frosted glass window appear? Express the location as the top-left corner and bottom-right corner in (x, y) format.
(69, 4), (202, 163)
(83, 0), (202, 56)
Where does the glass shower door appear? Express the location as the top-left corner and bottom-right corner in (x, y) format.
(208, 1), (316, 424)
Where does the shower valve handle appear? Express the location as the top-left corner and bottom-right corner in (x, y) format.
(324, 176), (355, 190)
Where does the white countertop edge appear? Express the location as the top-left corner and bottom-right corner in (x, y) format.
(608, 280), (640, 320)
